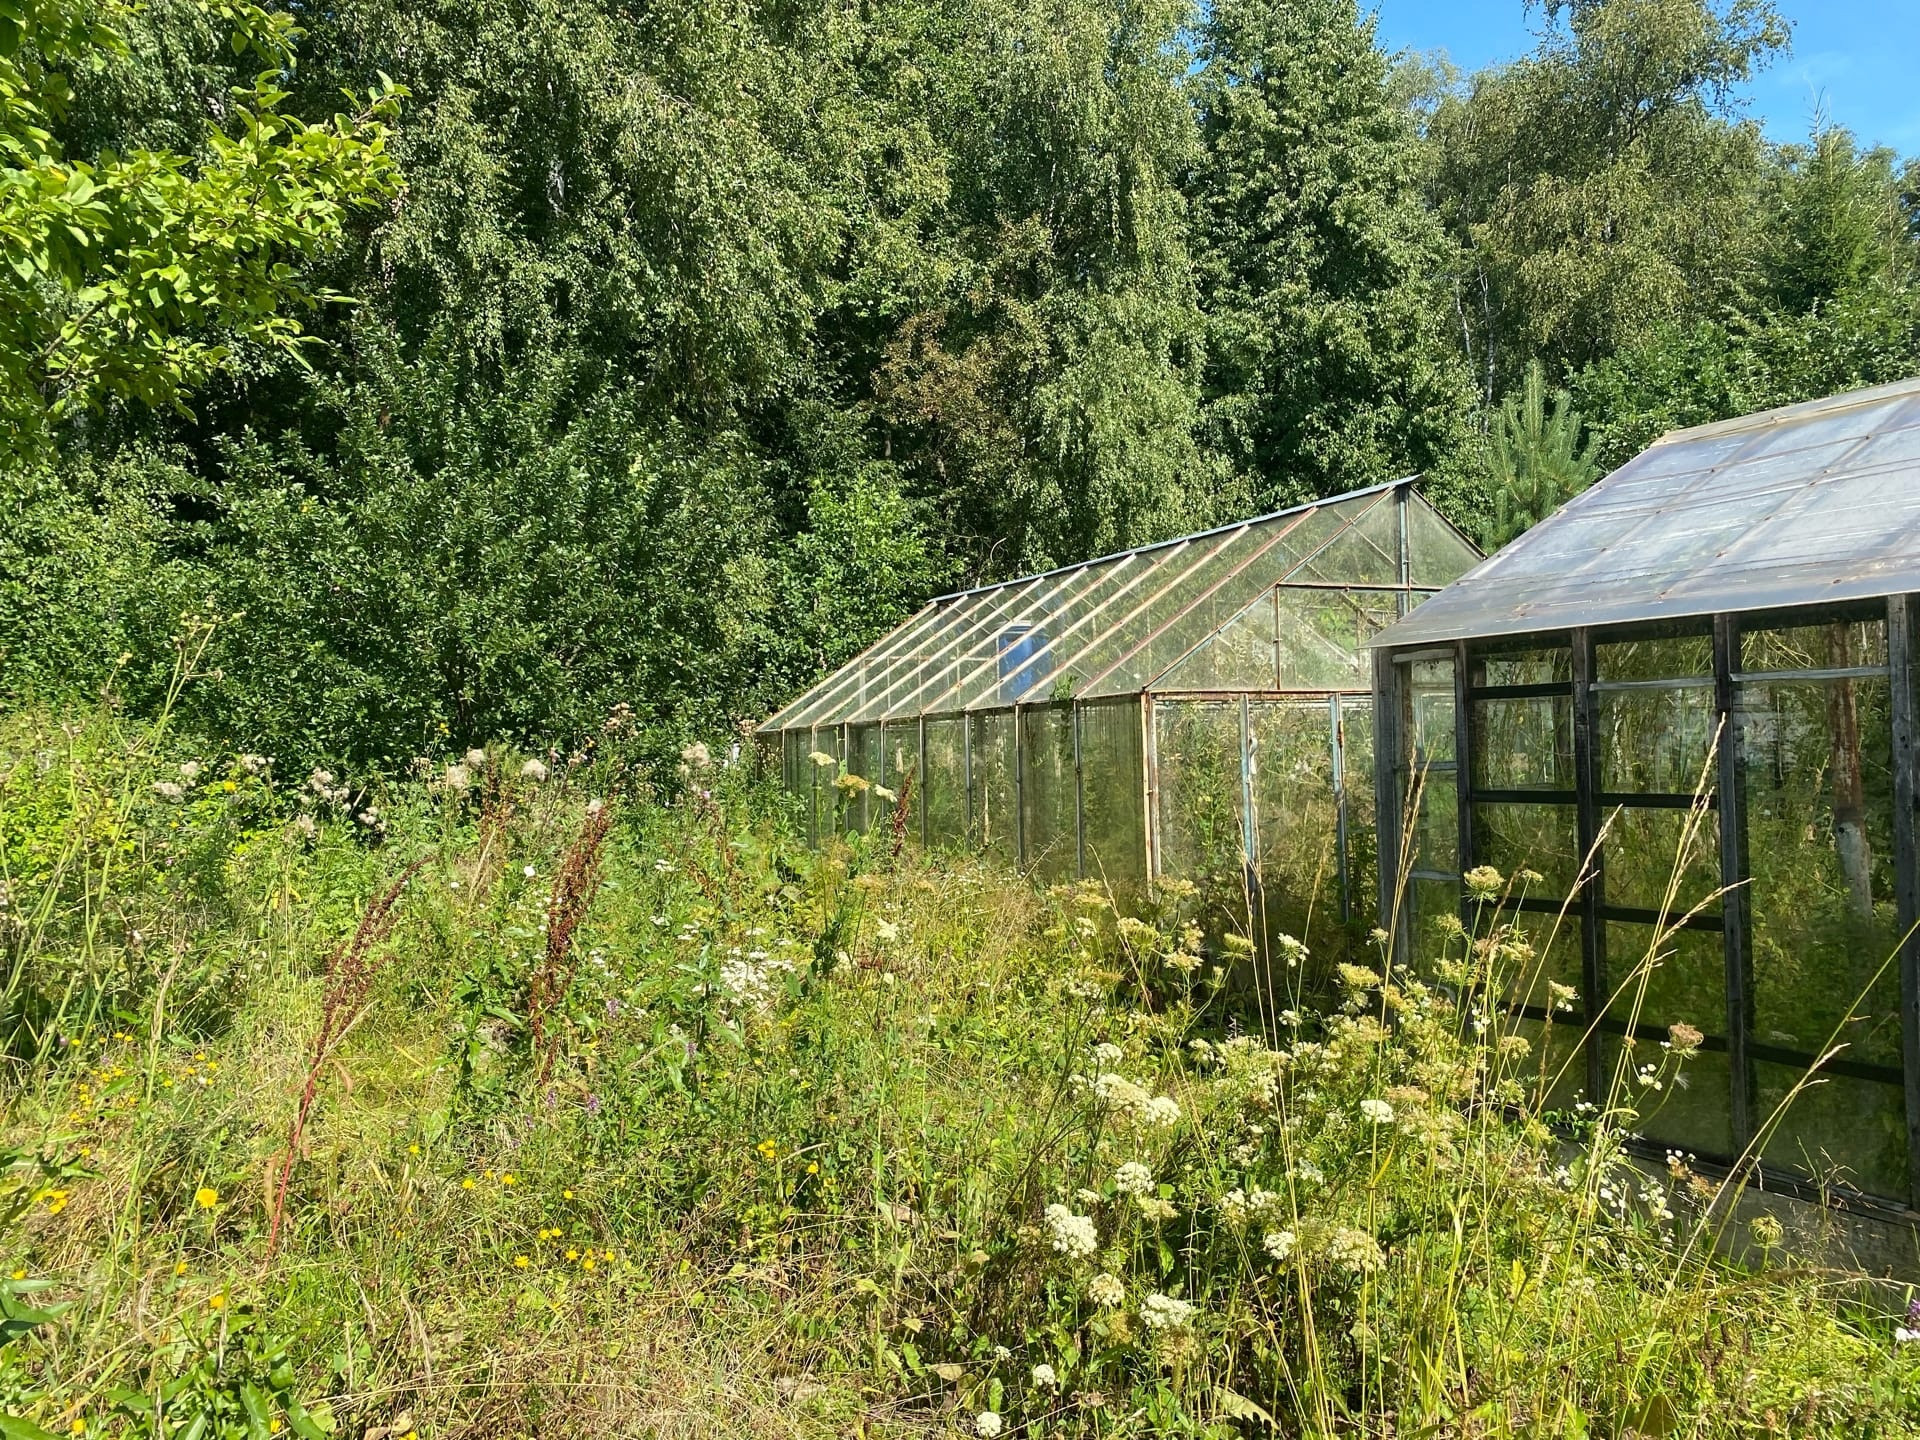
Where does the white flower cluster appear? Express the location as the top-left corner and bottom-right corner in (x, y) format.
(717, 948), (797, 1014)
(1114, 1161), (1154, 1196)
(1262, 1229), (1296, 1262)
(1086, 1272), (1126, 1307)
(1360, 1098), (1395, 1124)
(1043, 1204), (1098, 1259)
(1325, 1226), (1385, 1274)
(1087, 1073), (1180, 1128)
(1139, 1292), (1195, 1332)
(1218, 1186), (1282, 1230)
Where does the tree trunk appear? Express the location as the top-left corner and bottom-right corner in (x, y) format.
(1826, 625), (1873, 918)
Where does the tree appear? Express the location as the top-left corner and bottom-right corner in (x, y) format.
(1187, 0), (1474, 513)
(0, 0), (403, 448)
(1481, 359), (1599, 548)
(1424, 0), (1786, 403)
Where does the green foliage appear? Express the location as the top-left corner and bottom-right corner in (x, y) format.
(1481, 359), (1600, 548)
(1189, 0), (1474, 511)
(0, 0), (404, 448)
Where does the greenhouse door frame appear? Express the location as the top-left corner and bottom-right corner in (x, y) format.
(1375, 593), (1920, 1215)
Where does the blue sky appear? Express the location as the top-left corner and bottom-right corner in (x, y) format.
(1371, 0), (1920, 155)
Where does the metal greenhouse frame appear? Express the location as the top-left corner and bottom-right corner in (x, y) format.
(761, 479), (1482, 964)
(1368, 377), (1920, 1212)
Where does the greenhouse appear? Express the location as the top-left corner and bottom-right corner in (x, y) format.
(1367, 376), (1920, 1210)
(762, 479), (1481, 964)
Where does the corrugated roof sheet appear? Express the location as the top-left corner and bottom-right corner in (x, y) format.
(1368, 376), (1920, 649)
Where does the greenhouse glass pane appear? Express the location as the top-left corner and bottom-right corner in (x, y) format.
(880, 719), (919, 835)
(1757, 1063), (1906, 1198)
(1511, 1017), (1587, 1114)
(1405, 658), (1456, 764)
(1275, 589), (1400, 690)
(1020, 705), (1078, 883)
(1739, 673), (1901, 1068)
(1406, 498), (1482, 587)
(846, 723), (883, 832)
(1411, 768), (1457, 874)
(1154, 701), (1250, 929)
(1475, 647), (1572, 686)
(856, 579), (1052, 721)
(811, 725), (844, 843)
(1473, 696), (1574, 791)
(1493, 909), (1581, 1002)
(1741, 616), (1887, 673)
(969, 710), (1018, 864)
(1150, 590), (1278, 691)
(1473, 803), (1581, 899)
(1594, 633), (1713, 682)
(1087, 512), (1336, 697)
(1596, 687), (1717, 795)
(1341, 700), (1376, 928)
(1079, 700), (1146, 903)
(1602, 806), (1720, 914)
(1601, 1037), (1733, 1157)
(929, 558), (1150, 714)
(923, 717), (967, 849)
(1249, 702), (1345, 969)
(1291, 491), (1403, 586)
(1604, 922), (1724, 1039)
(1406, 876), (1462, 973)
(778, 603), (950, 729)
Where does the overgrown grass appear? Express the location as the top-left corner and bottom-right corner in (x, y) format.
(3, 697), (1919, 1438)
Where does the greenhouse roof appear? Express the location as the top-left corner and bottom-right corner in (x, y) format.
(763, 479), (1479, 731)
(1369, 376), (1920, 650)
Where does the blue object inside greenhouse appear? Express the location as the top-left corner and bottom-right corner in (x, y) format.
(1369, 377), (1920, 1217)
(997, 625), (1048, 703)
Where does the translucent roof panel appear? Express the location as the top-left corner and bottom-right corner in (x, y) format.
(1370, 377), (1920, 650)
(763, 481), (1478, 729)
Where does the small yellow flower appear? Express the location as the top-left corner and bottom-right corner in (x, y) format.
(221, 780), (236, 793)
(8, 1269), (23, 1281)
(195, 1187), (219, 1209)
(483, 1169), (495, 1180)
(44, 1190), (69, 1216)
(513, 1255), (530, 1268)
(462, 1178), (475, 1190)
(806, 1162), (819, 1175)
(582, 1257), (596, 1271)
(501, 1173), (515, 1186)
(208, 1292), (226, 1310)
(565, 1248), (579, 1261)
(562, 1188), (574, 1200)
(174, 1262), (188, 1276)
(407, 1144), (420, 1156)
(69, 1420), (85, 1435)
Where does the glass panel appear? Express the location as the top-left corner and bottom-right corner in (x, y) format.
(1472, 696), (1574, 791)
(1594, 633), (1712, 683)
(1604, 923), (1724, 1038)
(1087, 515), (1333, 698)
(771, 602), (946, 728)
(1602, 806), (1720, 914)
(1474, 646), (1572, 687)
(1341, 700), (1376, 930)
(1151, 590), (1277, 691)
(923, 717), (967, 849)
(1492, 908), (1581, 1003)
(811, 726), (845, 843)
(1292, 492), (1403, 586)
(1404, 658), (1456, 764)
(1406, 497), (1481, 587)
(1277, 589), (1400, 690)
(881, 719), (919, 836)
(846, 723), (883, 832)
(1021, 705), (1078, 883)
(1595, 686), (1717, 795)
(1153, 701), (1250, 929)
(1740, 673), (1901, 1068)
(1472, 803), (1580, 898)
(1079, 700), (1146, 904)
(1756, 1063), (1907, 1199)
(1411, 769), (1457, 874)
(882, 579), (1056, 719)
(1742, 617), (1888, 673)
(1406, 876), (1462, 970)
(1601, 1037), (1734, 1157)
(1249, 702), (1343, 971)
(1511, 1016), (1587, 1114)
(969, 711), (1018, 863)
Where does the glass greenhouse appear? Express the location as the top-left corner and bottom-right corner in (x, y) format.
(1367, 376), (1920, 1210)
(762, 480), (1482, 965)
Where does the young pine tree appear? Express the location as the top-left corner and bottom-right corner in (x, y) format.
(1482, 360), (1599, 549)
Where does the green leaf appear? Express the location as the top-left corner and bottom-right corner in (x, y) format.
(0, 1415), (58, 1440)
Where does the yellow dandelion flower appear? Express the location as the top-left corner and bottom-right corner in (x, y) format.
(462, 1178), (475, 1190)
(562, 1188), (574, 1200)
(408, 1144), (420, 1156)
(514, 1255), (530, 1268)
(9, 1269), (23, 1281)
(565, 1248), (579, 1261)
(582, 1257), (596, 1271)
(806, 1162), (818, 1175)
(195, 1187), (219, 1209)
(501, 1173), (515, 1185)
(483, 1169), (495, 1180)
(44, 1190), (69, 1216)
(208, 1292), (226, 1310)
(69, 1420), (85, 1436)
(174, 1262), (188, 1276)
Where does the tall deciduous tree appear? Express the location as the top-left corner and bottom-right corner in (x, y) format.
(1187, 0), (1474, 514)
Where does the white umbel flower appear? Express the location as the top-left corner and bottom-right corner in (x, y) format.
(1139, 1292), (1195, 1332)
(1043, 1204), (1097, 1259)
(1114, 1161), (1154, 1196)
(973, 1411), (1003, 1437)
(1086, 1272), (1125, 1307)
(1030, 1363), (1057, 1387)
(1360, 1098), (1395, 1124)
